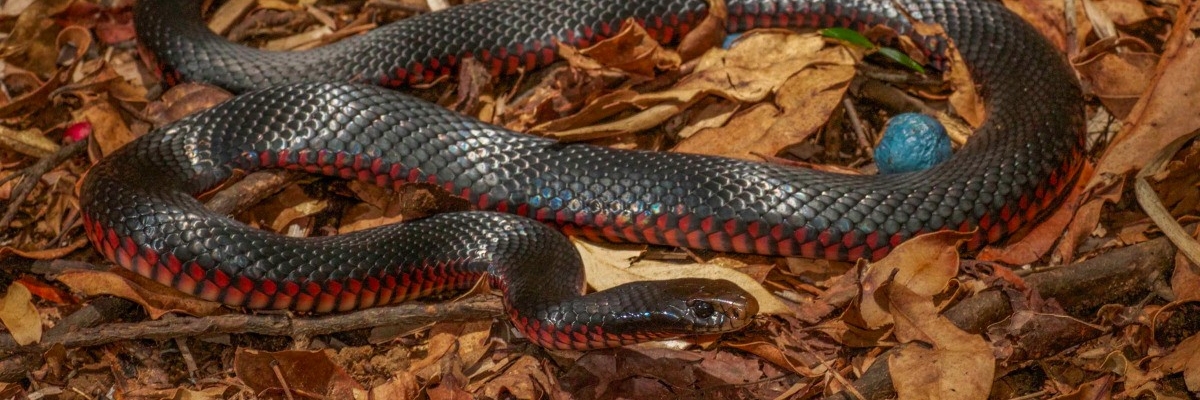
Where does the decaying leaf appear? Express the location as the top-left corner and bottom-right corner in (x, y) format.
(887, 285), (993, 399)
(1091, 3), (1200, 181)
(0, 282), (42, 345)
(234, 349), (366, 398)
(573, 239), (790, 315)
(1072, 37), (1158, 118)
(1148, 333), (1200, 392)
(537, 31), (861, 140)
(55, 268), (225, 319)
(858, 230), (971, 329)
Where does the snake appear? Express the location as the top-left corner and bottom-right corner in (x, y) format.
(78, 0), (1085, 349)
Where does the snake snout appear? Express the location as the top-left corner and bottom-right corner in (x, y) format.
(671, 278), (759, 333)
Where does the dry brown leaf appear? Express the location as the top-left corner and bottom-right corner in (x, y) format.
(1148, 333), (1200, 392)
(724, 341), (820, 377)
(1091, 4), (1200, 182)
(0, 282), (42, 345)
(1086, 0), (1153, 26)
(1072, 37), (1158, 118)
(234, 349), (366, 399)
(0, 26), (91, 119)
(77, 101), (136, 157)
(1056, 167), (1123, 262)
(208, 0), (256, 35)
(143, 83), (234, 126)
(574, 20), (679, 77)
(477, 356), (552, 399)
(369, 371), (420, 400)
(234, 184), (328, 233)
(675, 51), (855, 160)
(0, 0), (74, 73)
(1171, 250), (1200, 303)
(886, 285), (993, 400)
(0, 237), (90, 261)
(408, 321), (492, 379)
(55, 268), (225, 318)
(858, 231), (970, 329)
(573, 239), (790, 315)
(1151, 142), (1200, 218)
(673, 104), (780, 160)
(0, 126), (57, 158)
(675, 0), (726, 61)
(539, 31), (858, 140)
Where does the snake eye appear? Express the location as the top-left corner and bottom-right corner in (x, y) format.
(688, 300), (715, 319)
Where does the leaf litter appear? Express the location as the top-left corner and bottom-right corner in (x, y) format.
(0, 0), (1198, 398)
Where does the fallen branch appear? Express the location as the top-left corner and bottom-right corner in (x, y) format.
(0, 295), (502, 357)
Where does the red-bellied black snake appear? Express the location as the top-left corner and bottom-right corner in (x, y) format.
(78, 0), (1085, 349)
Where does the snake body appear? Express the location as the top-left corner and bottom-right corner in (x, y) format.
(79, 0), (1085, 349)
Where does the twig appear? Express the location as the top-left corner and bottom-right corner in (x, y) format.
(0, 139), (88, 229)
(203, 170), (304, 215)
(842, 98), (873, 158)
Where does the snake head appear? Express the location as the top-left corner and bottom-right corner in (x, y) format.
(595, 277), (759, 338)
(663, 278), (759, 334)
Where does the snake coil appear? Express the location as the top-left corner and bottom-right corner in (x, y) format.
(79, 0), (1085, 349)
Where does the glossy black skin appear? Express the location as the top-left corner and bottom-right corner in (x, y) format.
(79, 0), (1084, 348)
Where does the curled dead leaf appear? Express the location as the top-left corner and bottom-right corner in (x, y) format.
(1072, 36), (1158, 119)
(55, 268), (225, 318)
(1091, 3), (1200, 181)
(574, 239), (789, 315)
(858, 230), (971, 329)
(574, 20), (680, 77)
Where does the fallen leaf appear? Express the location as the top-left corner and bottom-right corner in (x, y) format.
(1172, 250), (1200, 303)
(858, 230), (970, 329)
(409, 321), (492, 379)
(887, 285), (993, 399)
(76, 101), (136, 156)
(574, 239), (790, 315)
(369, 371), (420, 400)
(142, 83), (233, 126)
(725, 341), (819, 377)
(571, 20), (679, 77)
(0, 282), (42, 345)
(1148, 333), (1200, 392)
(476, 355), (552, 399)
(1072, 36), (1158, 118)
(234, 349), (365, 398)
(0, 126), (57, 158)
(537, 31), (860, 141)
(0, 237), (90, 261)
(55, 268), (225, 318)
(1091, 4), (1200, 183)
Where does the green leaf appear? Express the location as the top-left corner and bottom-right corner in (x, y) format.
(877, 47), (927, 74)
(820, 28), (875, 49)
